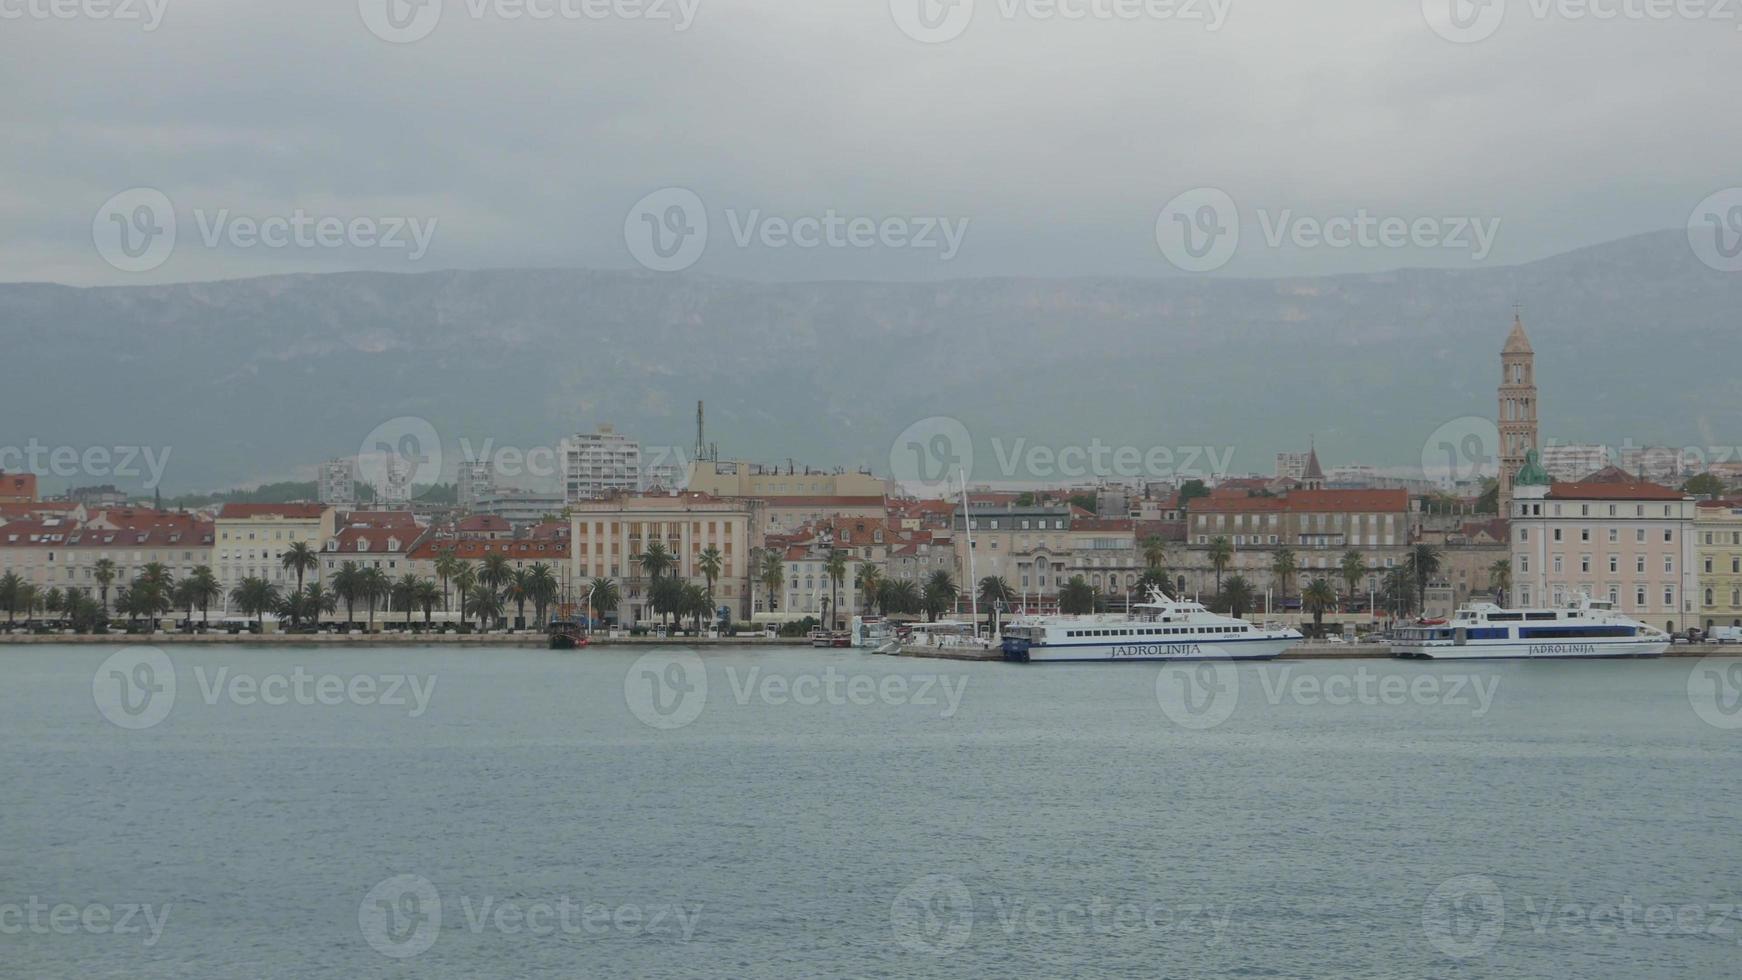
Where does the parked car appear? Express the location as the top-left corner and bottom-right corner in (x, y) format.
(1710, 626), (1742, 644)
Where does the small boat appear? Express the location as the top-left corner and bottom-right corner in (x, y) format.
(830, 631), (851, 648)
(548, 620), (589, 650)
(808, 628), (833, 648)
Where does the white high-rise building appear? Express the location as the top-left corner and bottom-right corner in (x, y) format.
(1275, 452), (1311, 481)
(457, 459), (495, 509)
(1540, 444), (1613, 483)
(563, 425), (644, 502)
(318, 457), (356, 506)
(378, 455), (412, 505)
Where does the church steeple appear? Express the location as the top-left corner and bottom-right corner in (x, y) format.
(1302, 439), (1325, 491)
(1497, 311), (1539, 515)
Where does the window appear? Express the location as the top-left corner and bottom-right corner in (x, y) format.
(1609, 556), (1618, 573)
(1553, 555), (1563, 573)
(1580, 556), (1590, 573)
(1608, 529), (1618, 543)
(1553, 528), (1563, 542)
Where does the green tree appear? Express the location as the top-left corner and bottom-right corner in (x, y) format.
(856, 563), (883, 614)
(414, 579), (441, 627)
(393, 573), (424, 629)
(636, 542), (674, 582)
(1489, 558), (1512, 605)
(1271, 547), (1297, 605)
(331, 561), (362, 627)
(526, 562), (559, 626)
(0, 572), (20, 625)
(92, 558), (117, 615)
(697, 546), (723, 605)
(1408, 544), (1443, 615)
(187, 566), (223, 627)
(587, 577), (620, 627)
(478, 554), (513, 595)
(758, 550), (785, 614)
(1303, 578), (1337, 636)
(1142, 536), (1169, 574)
(433, 547), (461, 611)
(881, 579), (921, 617)
(468, 582), (504, 631)
(229, 577), (281, 629)
(452, 564), (477, 628)
(505, 568), (531, 628)
(359, 567), (389, 630)
(1058, 575), (1098, 615)
(922, 570), (958, 622)
(824, 550), (849, 629)
(978, 575), (1017, 635)
(1208, 536), (1234, 594)
(1684, 472), (1727, 496)
(279, 542), (319, 625)
(1220, 574), (1255, 619)
(1340, 550), (1366, 606)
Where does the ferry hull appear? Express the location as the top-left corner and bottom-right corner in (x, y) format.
(1393, 640), (1668, 660)
(1004, 638), (1293, 663)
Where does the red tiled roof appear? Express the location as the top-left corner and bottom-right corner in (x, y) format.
(1286, 489), (1410, 513)
(327, 526), (424, 555)
(343, 510), (420, 527)
(1547, 480), (1684, 501)
(456, 515), (512, 532)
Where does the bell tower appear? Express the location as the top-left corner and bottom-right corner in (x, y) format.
(1497, 312), (1538, 514)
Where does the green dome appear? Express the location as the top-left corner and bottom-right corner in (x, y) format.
(1515, 449), (1550, 487)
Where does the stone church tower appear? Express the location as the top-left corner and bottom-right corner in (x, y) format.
(1497, 314), (1538, 514)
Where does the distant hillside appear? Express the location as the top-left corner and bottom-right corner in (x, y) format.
(2, 229), (1736, 492)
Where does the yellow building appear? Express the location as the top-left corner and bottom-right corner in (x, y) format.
(568, 492), (753, 624)
(214, 503), (337, 606)
(1696, 501), (1742, 630)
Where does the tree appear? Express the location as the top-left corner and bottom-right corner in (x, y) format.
(682, 582), (711, 632)
(922, 570), (958, 622)
(414, 579), (441, 627)
(68, 593), (106, 633)
(1303, 578), (1337, 636)
(1340, 550), (1366, 606)
(1475, 478), (1499, 515)
(0, 572), (20, 625)
(1382, 567), (1413, 618)
(1220, 575), (1255, 620)
(636, 542), (674, 582)
(824, 550), (849, 629)
(298, 582), (337, 627)
(1271, 547), (1297, 606)
(1489, 557), (1512, 606)
(1135, 569), (1171, 597)
(171, 578), (204, 629)
(478, 554), (513, 595)
(526, 562), (558, 626)
(187, 566), (223, 627)
(1209, 536), (1234, 594)
(393, 574), (424, 629)
(1142, 536), (1169, 574)
(1408, 544), (1442, 615)
(43, 587), (64, 623)
(1684, 472), (1727, 497)
(650, 575), (685, 627)
(588, 577), (620, 626)
(505, 568), (531, 628)
(1058, 575), (1098, 615)
(1177, 480), (1210, 506)
(359, 567), (389, 630)
(978, 576), (1017, 635)
(452, 564), (477, 628)
(279, 542), (319, 624)
(15, 584), (40, 628)
(331, 561), (362, 627)
(468, 582), (504, 631)
(882, 579), (921, 617)
(697, 546), (723, 605)
(433, 547), (461, 611)
(856, 564), (883, 614)
(229, 577), (281, 629)
(758, 551), (785, 614)
(93, 558), (118, 615)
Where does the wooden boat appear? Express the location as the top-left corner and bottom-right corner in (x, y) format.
(548, 620), (589, 650)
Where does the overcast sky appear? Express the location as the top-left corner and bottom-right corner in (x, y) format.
(3, 0), (1739, 286)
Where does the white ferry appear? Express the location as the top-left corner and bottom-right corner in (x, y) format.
(999, 589), (1302, 663)
(1390, 596), (1669, 660)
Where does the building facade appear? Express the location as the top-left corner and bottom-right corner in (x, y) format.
(214, 503), (337, 608)
(318, 458), (357, 507)
(568, 493), (753, 624)
(684, 460), (887, 499)
(1695, 501), (1742, 630)
(563, 425), (643, 502)
(1497, 315), (1539, 514)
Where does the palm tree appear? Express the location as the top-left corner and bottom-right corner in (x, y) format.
(331, 561), (363, 628)
(636, 541), (674, 582)
(978, 575), (1016, 635)
(922, 570), (957, 622)
(883, 579), (920, 617)
(188, 566), (223, 628)
(1303, 578), (1338, 637)
(1142, 535), (1169, 573)
(93, 558), (117, 615)
(0, 572), (20, 625)
(697, 546), (723, 605)
(682, 582), (711, 632)
(1408, 544), (1442, 615)
(1489, 557), (1512, 606)
(393, 573), (423, 630)
(414, 579), (441, 627)
(588, 577), (620, 627)
(359, 567), (389, 630)
(15, 584), (40, 628)
(229, 577), (281, 630)
(171, 578), (203, 629)
(1220, 574), (1255, 619)
(856, 564), (883, 614)
(433, 547), (461, 612)
(650, 575), (685, 628)
(824, 550), (848, 629)
(1382, 566), (1414, 618)
(758, 551), (785, 615)
(43, 587), (64, 624)
(1208, 536), (1233, 594)
(468, 582), (504, 631)
(279, 542), (319, 624)
(1271, 547), (1297, 608)
(1058, 575), (1097, 615)
(299, 582), (337, 628)
(451, 564), (477, 628)
(1340, 550), (1366, 607)
(505, 568), (531, 629)
(478, 554), (513, 596)
(526, 562), (558, 626)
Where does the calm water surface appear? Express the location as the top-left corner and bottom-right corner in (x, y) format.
(3, 644), (1739, 978)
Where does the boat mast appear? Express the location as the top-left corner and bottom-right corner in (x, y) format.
(959, 466), (978, 633)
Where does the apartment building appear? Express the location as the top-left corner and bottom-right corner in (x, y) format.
(1182, 489), (1413, 598)
(568, 492), (753, 624)
(1695, 501), (1742, 630)
(214, 503), (337, 603)
(0, 509), (213, 593)
(562, 425), (643, 502)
